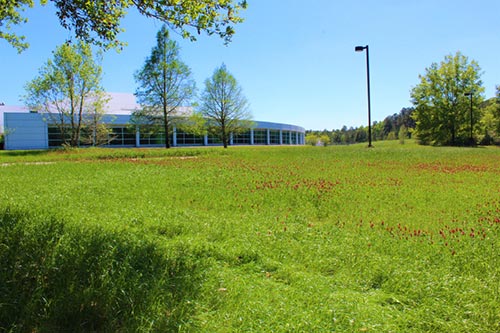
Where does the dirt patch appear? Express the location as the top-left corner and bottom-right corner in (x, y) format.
(1, 161), (56, 167)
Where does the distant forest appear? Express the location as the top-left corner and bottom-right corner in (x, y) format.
(307, 98), (499, 146)
(306, 107), (415, 145)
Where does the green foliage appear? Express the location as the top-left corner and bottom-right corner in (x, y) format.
(478, 97), (499, 145)
(0, 143), (499, 331)
(200, 63), (252, 148)
(398, 125), (408, 144)
(411, 52), (484, 146)
(305, 133), (319, 146)
(496, 85), (500, 138)
(482, 85), (500, 144)
(1, 0), (247, 51)
(386, 131), (397, 140)
(0, 0), (39, 52)
(319, 134), (330, 146)
(133, 25), (196, 149)
(304, 133), (330, 146)
(176, 112), (208, 137)
(23, 40), (105, 147)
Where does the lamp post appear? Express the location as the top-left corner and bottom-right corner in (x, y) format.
(464, 92), (473, 144)
(355, 45), (373, 147)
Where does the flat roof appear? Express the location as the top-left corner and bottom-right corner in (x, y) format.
(1, 92), (305, 133)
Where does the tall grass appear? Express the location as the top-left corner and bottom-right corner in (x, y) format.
(0, 208), (207, 332)
(0, 141), (499, 332)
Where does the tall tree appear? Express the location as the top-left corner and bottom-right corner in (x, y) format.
(200, 64), (252, 148)
(1, 0), (247, 52)
(410, 52), (484, 145)
(133, 26), (195, 149)
(480, 86), (500, 144)
(23, 40), (106, 147)
(496, 85), (500, 137)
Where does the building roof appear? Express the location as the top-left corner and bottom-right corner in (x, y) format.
(104, 92), (141, 114)
(0, 93), (138, 132)
(0, 105), (29, 133)
(1, 92), (301, 133)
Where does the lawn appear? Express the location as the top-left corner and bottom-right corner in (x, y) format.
(1, 141), (499, 332)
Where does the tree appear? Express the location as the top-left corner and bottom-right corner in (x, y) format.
(398, 125), (408, 144)
(411, 52), (484, 146)
(398, 107), (416, 132)
(478, 88), (500, 145)
(23, 40), (107, 147)
(0, 0), (40, 52)
(305, 133), (319, 146)
(371, 121), (384, 141)
(133, 26), (195, 149)
(354, 126), (368, 143)
(200, 64), (252, 148)
(496, 85), (500, 140)
(331, 130), (342, 144)
(319, 134), (331, 147)
(1, 0), (248, 52)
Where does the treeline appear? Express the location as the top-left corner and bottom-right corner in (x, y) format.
(306, 107), (416, 146)
(309, 52), (500, 147)
(308, 95), (500, 146)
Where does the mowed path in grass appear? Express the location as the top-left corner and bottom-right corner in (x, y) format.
(1, 141), (499, 332)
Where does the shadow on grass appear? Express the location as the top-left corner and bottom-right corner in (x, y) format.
(0, 150), (51, 157)
(0, 208), (205, 332)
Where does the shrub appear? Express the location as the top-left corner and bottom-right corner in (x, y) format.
(398, 125), (408, 144)
(319, 134), (331, 147)
(305, 133), (319, 146)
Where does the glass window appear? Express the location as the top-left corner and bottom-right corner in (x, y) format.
(233, 130), (251, 145)
(123, 127), (136, 145)
(269, 130), (280, 144)
(108, 127), (123, 145)
(138, 126), (174, 146)
(176, 130), (203, 145)
(207, 135), (222, 145)
(282, 131), (291, 144)
(48, 126), (68, 147)
(253, 129), (267, 145)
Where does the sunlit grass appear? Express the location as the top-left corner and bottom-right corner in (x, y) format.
(1, 141), (499, 332)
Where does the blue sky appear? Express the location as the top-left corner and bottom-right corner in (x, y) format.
(1, 0), (499, 130)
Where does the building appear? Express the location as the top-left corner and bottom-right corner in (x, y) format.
(1, 93), (305, 150)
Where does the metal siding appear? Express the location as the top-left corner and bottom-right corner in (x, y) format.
(4, 113), (48, 150)
(3, 112), (305, 150)
(254, 121), (305, 133)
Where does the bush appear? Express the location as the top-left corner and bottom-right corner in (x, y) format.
(319, 134), (331, 147)
(398, 125), (408, 144)
(305, 134), (319, 146)
(386, 132), (397, 140)
(0, 208), (205, 332)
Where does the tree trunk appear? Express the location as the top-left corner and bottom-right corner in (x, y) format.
(164, 108), (170, 149)
(162, 60), (170, 149)
(221, 122), (228, 148)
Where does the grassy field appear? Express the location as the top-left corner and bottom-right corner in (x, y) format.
(0, 141), (499, 332)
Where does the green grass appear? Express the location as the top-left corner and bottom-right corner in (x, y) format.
(1, 141), (499, 332)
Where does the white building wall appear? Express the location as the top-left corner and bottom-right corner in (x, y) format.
(3, 112), (306, 150)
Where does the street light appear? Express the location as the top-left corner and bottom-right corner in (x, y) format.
(355, 45), (373, 147)
(464, 92), (474, 144)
